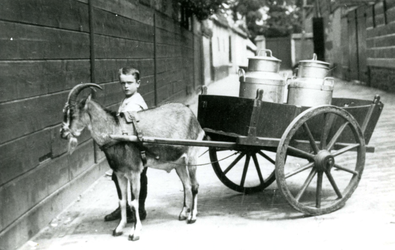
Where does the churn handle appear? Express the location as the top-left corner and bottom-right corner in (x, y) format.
(238, 68), (245, 83)
(293, 67), (298, 77)
(200, 85), (208, 95)
(257, 49), (273, 57)
(256, 89), (264, 100)
(322, 77), (334, 90)
(285, 75), (296, 87)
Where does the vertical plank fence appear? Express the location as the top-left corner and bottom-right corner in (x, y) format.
(0, 1), (202, 249)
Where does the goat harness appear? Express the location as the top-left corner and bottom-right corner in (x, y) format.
(92, 111), (148, 166)
(118, 111), (148, 166)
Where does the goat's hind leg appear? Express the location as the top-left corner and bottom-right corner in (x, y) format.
(113, 173), (128, 236)
(175, 164), (193, 223)
(187, 159), (199, 224)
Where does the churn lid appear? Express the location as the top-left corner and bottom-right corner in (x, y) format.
(298, 53), (329, 66)
(249, 49), (281, 62)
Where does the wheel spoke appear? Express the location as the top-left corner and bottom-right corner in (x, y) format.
(240, 154), (250, 187)
(321, 113), (336, 149)
(325, 170), (343, 199)
(252, 154), (265, 184)
(326, 122), (350, 151)
(285, 162), (314, 179)
(303, 122), (319, 153)
(333, 164), (358, 175)
(257, 151), (275, 165)
(316, 172), (323, 208)
(295, 168), (317, 201)
(332, 144), (360, 157)
(199, 148), (209, 157)
(287, 146), (315, 160)
(223, 152), (245, 174)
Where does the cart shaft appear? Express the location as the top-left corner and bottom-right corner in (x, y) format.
(109, 134), (374, 152)
(110, 135), (238, 149)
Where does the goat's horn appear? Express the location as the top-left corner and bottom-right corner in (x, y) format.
(67, 83), (103, 104)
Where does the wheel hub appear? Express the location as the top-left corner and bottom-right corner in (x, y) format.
(314, 150), (335, 173)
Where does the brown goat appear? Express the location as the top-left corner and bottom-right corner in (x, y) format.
(60, 83), (204, 241)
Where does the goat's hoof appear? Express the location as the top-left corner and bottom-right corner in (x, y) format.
(187, 219), (196, 224)
(128, 235), (140, 241)
(112, 230), (123, 237)
(179, 215), (187, 221)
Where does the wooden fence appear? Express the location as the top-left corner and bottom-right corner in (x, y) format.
(0, 0), (202, 249)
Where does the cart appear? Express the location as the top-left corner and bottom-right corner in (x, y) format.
(114, 91), (383, 216)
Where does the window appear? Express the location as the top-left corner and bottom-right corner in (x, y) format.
(229, 36), (232, 62)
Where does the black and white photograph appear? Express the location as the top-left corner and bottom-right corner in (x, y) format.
(1, 1), (394, 250)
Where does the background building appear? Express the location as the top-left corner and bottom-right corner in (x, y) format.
(202, 14), (255, 84)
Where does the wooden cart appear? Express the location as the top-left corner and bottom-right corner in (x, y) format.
(197, 92), (383, 215)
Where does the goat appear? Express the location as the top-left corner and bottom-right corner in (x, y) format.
(60, 83), (205, 241)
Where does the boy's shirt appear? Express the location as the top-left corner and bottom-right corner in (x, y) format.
(118, 92), (148, 114)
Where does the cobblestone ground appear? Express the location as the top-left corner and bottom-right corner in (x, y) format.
(19, 75), (395, 250)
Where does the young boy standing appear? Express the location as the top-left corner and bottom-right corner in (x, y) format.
(104, 67), (148, 222)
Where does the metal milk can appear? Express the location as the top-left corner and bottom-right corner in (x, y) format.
(287, 54), (334, 106)
(239, 49), (286, 103)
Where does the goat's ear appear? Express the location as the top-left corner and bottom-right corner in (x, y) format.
(84, 94), (92, 109)
(86, 94), (92, 103)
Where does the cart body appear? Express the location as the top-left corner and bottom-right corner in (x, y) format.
(198, 95), (382, 149)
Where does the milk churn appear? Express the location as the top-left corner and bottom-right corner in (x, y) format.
(287, 54), (334, 106)
(239, 49), (286, 103)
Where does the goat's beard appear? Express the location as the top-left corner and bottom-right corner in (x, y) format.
(68, 136), (79, 155)
(60, 123), (71, 139)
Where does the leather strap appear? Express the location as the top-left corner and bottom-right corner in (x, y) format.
(119, 111), (147, 166)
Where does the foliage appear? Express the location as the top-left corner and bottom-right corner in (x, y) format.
(263, 0), (303, 38)
(230, 0), (264, 38)
(232, 0), (303, 39)
(178, 0), (229, 20)
(178, 0), (303, 38)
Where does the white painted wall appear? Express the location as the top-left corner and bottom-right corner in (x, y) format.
(211, 23), (230, 67)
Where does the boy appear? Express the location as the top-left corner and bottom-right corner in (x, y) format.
(104, 67), (148, 222)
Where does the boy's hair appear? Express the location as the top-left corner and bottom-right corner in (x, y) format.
(118, 67), (140, 81)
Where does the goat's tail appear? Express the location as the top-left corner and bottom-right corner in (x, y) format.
(200, 130), (208, 141)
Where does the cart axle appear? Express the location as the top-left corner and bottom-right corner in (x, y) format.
(314, 150), (334, 172)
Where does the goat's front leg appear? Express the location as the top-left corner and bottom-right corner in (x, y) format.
(127, 171), (142, 241)
(113, 174), (128, 236)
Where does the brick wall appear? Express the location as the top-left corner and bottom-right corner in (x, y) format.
(0, 0), (202, 249)
(366, 0), (395, 91)
(319, 0), (395, 90)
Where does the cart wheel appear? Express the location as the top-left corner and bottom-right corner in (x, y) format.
(275, 105), (366, 215)
(209, 147), (276, 194)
